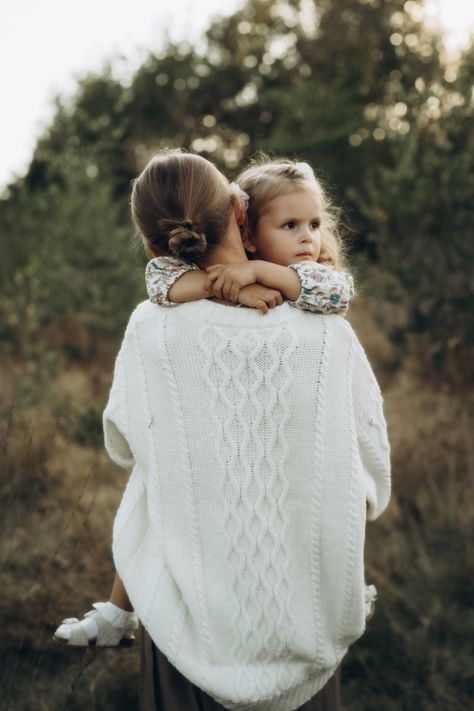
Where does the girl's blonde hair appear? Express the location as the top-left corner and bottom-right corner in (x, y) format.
(236, 156), (347, 270)
(131, 149), (237, 263)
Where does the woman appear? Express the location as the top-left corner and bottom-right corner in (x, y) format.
(103, 150), (391, 710)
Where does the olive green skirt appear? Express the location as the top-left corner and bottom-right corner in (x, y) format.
(140, 626), (342, 711)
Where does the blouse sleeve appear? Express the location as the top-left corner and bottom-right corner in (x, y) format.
(145, 256), (201, 307)
(287, 262), (354, 315)
(102, 323), (135, 469)
(352, 339), (391, 521)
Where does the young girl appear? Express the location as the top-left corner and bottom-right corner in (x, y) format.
(54, 156), (378, 648)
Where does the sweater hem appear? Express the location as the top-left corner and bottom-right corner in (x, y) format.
(186, 655), (345, 711)
(246, 659), (341, 710)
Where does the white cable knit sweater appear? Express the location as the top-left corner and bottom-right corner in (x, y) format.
(103, 299), (391, 711)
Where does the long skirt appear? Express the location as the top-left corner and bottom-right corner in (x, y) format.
(140, 626), (342, 711)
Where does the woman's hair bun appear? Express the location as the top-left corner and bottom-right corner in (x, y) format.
(166, 219), (207, 261)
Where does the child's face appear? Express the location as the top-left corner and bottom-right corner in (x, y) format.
(245, 188), (322, 266)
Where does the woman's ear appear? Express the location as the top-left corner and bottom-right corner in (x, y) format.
(148, 245), (167, 258)
(232, 197), (248, 233)
(241, 229), (258, 254)
(231, 194), (257, 253)
(142, 236), (164, 259)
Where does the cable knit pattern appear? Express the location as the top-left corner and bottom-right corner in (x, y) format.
(309, 317), (329, 672)
(334, 334), (363, 655)
(198, 321), (297, 704)
(163, 312), (213, 684)
(103, 300), (391, 711)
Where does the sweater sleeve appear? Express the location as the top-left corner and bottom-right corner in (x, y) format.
(145, 256), (201, 307)
(287, 262), (354, 315)
(352, 338), (391, 521)
(102, 321), (135, 470)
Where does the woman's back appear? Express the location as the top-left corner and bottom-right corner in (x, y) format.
(104, 299), (390, 711)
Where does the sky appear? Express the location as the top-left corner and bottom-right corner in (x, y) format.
(0, 0), (473, 191)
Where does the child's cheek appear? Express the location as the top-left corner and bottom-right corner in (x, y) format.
(315, 233), (322, 260)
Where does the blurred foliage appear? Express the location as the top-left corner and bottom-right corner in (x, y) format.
(0, 0), (473, 377)
(351, 55), (474, 367)
(54, 398), (105, 448)
(0, 147), (144, 362)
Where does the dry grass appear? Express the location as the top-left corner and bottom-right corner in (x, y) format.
(1, 305), (473, 710)
(0, 395), (139, 710)
(341, 373), (473, 710)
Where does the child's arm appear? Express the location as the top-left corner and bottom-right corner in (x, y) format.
(206, 260), (354, 315)
(146, 256), (285, 312)
(145, 256), (209, 305)
(287, 261), (354, 315)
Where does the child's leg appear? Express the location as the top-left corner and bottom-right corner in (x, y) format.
(110, 573), (134, 612)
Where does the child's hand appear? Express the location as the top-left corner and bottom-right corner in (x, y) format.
(236, 284), (283, 314)
(205, 263), (258, 302)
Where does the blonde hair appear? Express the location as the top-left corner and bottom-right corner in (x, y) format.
(131, 149), (236, 263)
(236, 156), (348, 270)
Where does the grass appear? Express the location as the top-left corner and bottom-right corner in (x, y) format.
(0, 403), (140, 710)
(340, 363), (474, 710)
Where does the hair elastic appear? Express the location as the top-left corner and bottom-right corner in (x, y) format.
(229, 182), (250, 211)
(295, 162), (315, 179)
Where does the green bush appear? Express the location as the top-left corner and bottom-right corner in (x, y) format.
(0, 148), (144, 360)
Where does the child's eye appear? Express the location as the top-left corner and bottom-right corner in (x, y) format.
(311, 221), (321, 230)
(283, 221), (296, 229)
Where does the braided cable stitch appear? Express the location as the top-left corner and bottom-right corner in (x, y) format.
(198, 322), (297, 703)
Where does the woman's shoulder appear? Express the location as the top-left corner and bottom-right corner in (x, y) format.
(325, 316), (375, 373)
(131, 299), (157, 318)
(324, 313), (357, 342)
(124, 300), (164, 334)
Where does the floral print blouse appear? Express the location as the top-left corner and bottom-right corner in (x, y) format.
(145, 256), (354, 315)
(287, 261), (354, 315)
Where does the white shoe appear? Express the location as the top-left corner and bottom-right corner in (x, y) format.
(53, 601), (138, 647)
(364, 584), (378, 622)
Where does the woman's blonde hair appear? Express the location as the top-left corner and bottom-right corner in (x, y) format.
(236, 156), (348, 270)
(131, 149), (236, 263)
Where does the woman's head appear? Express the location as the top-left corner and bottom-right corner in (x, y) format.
(236, 157), (347, 270)
(131, 150), (239, 263)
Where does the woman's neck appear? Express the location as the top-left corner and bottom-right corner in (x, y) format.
(199, 216), (248, 269)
